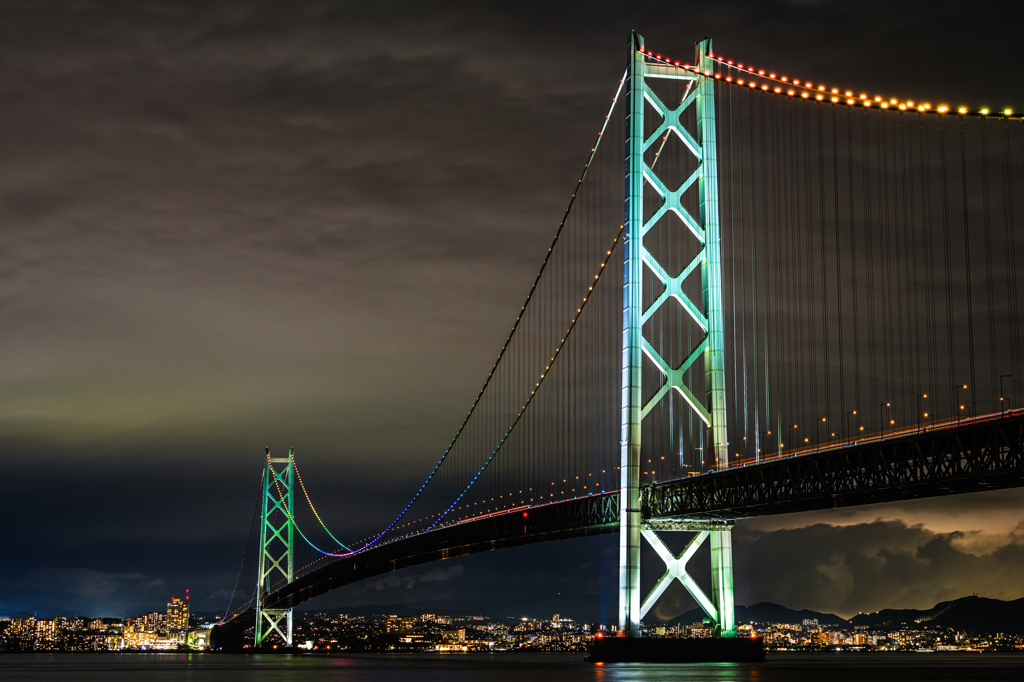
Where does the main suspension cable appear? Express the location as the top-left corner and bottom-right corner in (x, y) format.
(356, 72), (628, 549)
(290, 452), (352, 551)
(220, 469), (264, 623)
(426, 227), (625, 531)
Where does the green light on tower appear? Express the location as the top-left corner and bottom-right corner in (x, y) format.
(256, 447), (295, 647)
(619, 33), (735, 638)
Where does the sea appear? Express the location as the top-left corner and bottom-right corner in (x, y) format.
(1, 652), (1022, 681)
(0, 651), (1019, 675)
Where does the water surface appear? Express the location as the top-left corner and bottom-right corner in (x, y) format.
(1, 651), (1021, 681)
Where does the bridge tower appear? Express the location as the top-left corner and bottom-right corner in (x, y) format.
(620, 33), (735, 638)
(256, 447), (295, 647)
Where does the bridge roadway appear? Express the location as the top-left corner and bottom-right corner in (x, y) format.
(213, 411), (1024, 646)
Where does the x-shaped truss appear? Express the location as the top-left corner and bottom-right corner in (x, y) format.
(639, 529), (717, 621)
(260, 464), (293, 589)
(259, 609), (292, 646)
(638, 82), (713, 428)
(261, 509), (290, 581)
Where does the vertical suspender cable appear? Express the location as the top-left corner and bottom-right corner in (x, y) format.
(895, 112), (909, 426)
(806, 100), (820, 428)
(940, 117), (958, 416)
(788, 97), (802, 437)
(739, 83), (750, 457)
(906, 112), (921, 424)
(817, 101), (832, 435)
(863, 109), (880, 433)
(793, 98), (806, 434)
(959, 115), (978, 415)
(881, 112), (898, 421)
(921, 115), (939, 415)
(728, 80), (740, 462)
(1005, 119), (1022, 406)
(221, 470), (265, 623)
(772, 93), (784, 451)
(762, 91), (773, 457)
(847, 104), (861, 423)
(753, 84), (761, 456)
(905, 112), (923, 413)
(832, 104), (846, 437)
(980, 117), (998, 409)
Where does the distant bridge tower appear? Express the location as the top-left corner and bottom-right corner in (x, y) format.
(620, 33), (735, 638)
(256, 447), (295, 647)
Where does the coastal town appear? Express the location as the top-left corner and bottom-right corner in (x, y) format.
(3, 602), (1022, 653)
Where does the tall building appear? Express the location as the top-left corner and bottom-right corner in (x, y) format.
(167, 597), (189, 643)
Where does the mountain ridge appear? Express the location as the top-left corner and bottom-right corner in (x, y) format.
(305, 595), (1024, 634)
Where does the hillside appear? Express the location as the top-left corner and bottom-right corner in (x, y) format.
(850, 596), (1024, 635)
(669, 602), (847, 627)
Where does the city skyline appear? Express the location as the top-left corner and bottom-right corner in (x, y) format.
(5, 593), (1024, 652)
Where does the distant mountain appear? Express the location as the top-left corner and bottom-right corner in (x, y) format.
(668, 602), (847, 627)
(850, 596), (1024, 635)
(300, 596), (1024, 635)
(848, 607), (937, 628)
(302, 604), (427, 618)
(301, 597), (578, 620)
(0, 612), (32, 620)
(739, 603), (848, 627)
(300, 601), (494, 618)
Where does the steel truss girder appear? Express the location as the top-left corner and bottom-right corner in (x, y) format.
(252, 494), (620, 613)
(644, 518), (734, 532)
(642, 414), (1024, 519)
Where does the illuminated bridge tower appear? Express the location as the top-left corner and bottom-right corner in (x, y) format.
(256, 447), (295, 647)
(620, 34), (735, 638)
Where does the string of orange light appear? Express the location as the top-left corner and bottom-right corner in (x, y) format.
(634, 48), (1016, 119)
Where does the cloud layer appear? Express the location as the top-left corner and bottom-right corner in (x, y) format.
(734, 520), (1024, 618)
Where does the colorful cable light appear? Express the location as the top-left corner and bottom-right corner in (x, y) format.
(635, 48), (1016, 119)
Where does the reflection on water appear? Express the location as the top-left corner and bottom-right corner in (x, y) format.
(1, 652), (1022, 681)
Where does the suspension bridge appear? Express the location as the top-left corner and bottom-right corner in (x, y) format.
(210, 33), (1024, 650)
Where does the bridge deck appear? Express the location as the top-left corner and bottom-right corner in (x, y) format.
(645, 411), (1024, 519)
(214, 412), (1024, 645)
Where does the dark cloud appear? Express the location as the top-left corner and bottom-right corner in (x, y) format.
(9, 568), (167, 617)
(599, 515), (1024, 623)
(1, 1), (1021, 618)
(732, 520), (1024, 618)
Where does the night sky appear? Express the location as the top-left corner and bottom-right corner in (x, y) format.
(2, 1), (1023, 622)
